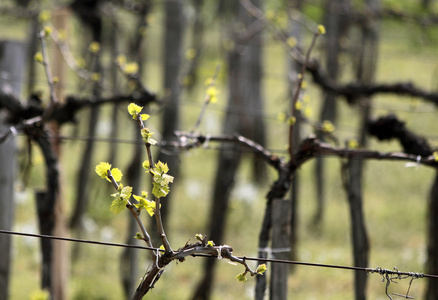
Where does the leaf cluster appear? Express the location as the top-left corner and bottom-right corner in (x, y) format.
(147, 161), (174, 198)
(110, 185), (132, 214)
(133, 191), (156, 217)
(94, 162), (156, 217)
(127, 103), (150, 121)
(235, 263), (267, 283)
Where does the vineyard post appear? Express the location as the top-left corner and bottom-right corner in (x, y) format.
(0, 40), (26, 300)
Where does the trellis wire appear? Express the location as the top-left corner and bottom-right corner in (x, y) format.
(1, 229), (437, 279)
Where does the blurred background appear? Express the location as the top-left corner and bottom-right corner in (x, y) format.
(1, 0), (438, 299)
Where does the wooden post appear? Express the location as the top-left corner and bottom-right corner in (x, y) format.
(288, 0), (303, 266)
(425, 171), (438, 299)
(313, 0), (349, 230)
(0, 40), (26, 300)
(270, 199), (291, 300)
(343, 159), (369, 300)
(50, 8), (71, 300)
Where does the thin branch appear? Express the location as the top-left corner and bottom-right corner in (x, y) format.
(0, 91), (156, 128)
(289, 27), (323, 165)
(239, 0), (305, 64)
(136, 114), (173, 254)
(307, 63), (438, 106)
(293, 137), (438, 169)
(115, 59), (154, 97)
(48, 26), (93, 81)
(37, 29), (58, 116)
(133, 242), (259, 299)
(239, 0), (438, 107)
(106, 170), (155, 257)
(191, 64), (221, 132)
(175, 131), (283, 170)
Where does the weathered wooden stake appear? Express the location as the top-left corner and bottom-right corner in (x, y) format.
(0, 40), (26, 300)
(270, 199), (291, 300)
(426, 171), (438, 299)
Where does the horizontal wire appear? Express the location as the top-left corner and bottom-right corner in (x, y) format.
(235, 256), (438, 279)
(0, 229), (158, 252)
(1, 229), (437, 279)
(11, 131), (290, 154)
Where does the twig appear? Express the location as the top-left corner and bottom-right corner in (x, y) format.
(289, 27), (323, 165)
(48, 25), (93, 81)
(175, 131), (283, 170)
(293, 137), (438, 169)
(136, 114), (173, 253)
(106, 169), (155, 258)
(115, 59), (153, 97)
(191, 64), (221, 132)
(239, 0), (311, 64)
(38, 29), (59, 121)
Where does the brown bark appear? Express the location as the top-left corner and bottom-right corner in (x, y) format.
(270, 200), (291, 300)
(342, 159), (369, 300)
(313, 0), (350, 229)
(33, 129), (60, 298)
(0, 40), (25, 300)
(425, 172), (438, 299)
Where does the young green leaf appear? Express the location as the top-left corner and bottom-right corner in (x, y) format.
(119, 185), (132, 199)
(142, 160), (150, 170)
(287, 116), (296, 126)
(116, 54), (126, 67)
(154, 161), (169, 173)
(111, 168), (123, 182)
(321, 120), (335, 133)
(153, 173), (174, 186)
(150, 161), (174, 198)
(124, 62), (139, 75)
(206, 85), (219, 103)
(256, 264), (267, 274)
(38, 10), (51, 23)
(95, 162), (111, 179)
(127, 103), (143, 119)
(317, 24), (326, 35)
(43, 26), (53, 36)
(235, 272), (247, 283)
(141, 128), (157, 145)
(134, 232), (143, 240)
(140, 114), (150, 121)
(207, 240), (214, 247)
(152, 182), (170, 198)
(348, 139), (359, 149)
(133, 192), (156, 217)
(110, 197), (128, 214)
(34, 52), (44, 64)
(89, 41), (100, 53)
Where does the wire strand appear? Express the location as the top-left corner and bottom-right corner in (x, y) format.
(0, 229), (158, 251)
(1, 229), (437, 279)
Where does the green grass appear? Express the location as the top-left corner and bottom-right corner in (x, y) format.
(4, 1), (438, 299)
